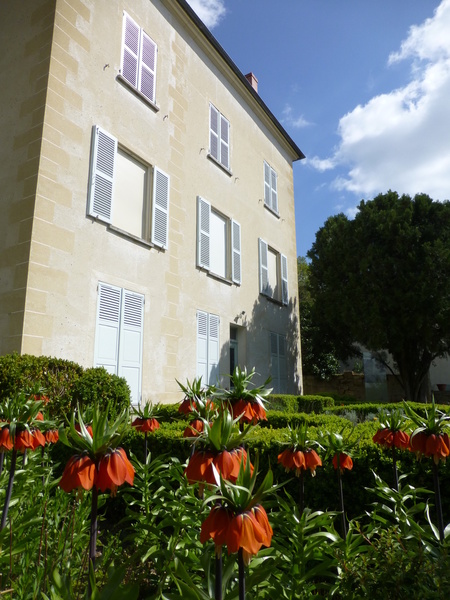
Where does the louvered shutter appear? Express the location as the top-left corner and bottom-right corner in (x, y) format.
(139, 31), (157, 103)
(231, 219), (241, 284)
(270, 332), (280, 392)
(94, 283), (121, 375)
(118, 290), (144, 404)
(196, 310), (208, 384)
(208, 313), (220, 385)
(88, 126), (116, 223)
(264, 162), (271, 207)
(271, 169), (278, 213)
(278, 334), (287, 391)
(281, 254), (288, 305)
(219, 114), (230, 169)
(197, 196), (210, 269)
(121, 13), (139, 88)
(259, 238), (269, 294)
(209, 105), (219, 162)
(151, 167), (169, 248)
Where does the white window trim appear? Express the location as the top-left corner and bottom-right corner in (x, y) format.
(120, 12), (158, 107)
(197, 196), (241, 284)
(258, 238), (288, 305)
(87, 125), (170, 249)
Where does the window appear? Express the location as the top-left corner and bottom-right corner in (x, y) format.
(259, 238), (288, 304)
(270, 332), (287, 393)
(197, 196), (241, 283)
(87, 126), (170, 248)
(94, 282), (144, 404)
(120, 12), (157, 105)
(209, 104), (230, 170)
(197, 310), (220, 385)
(264, 161), (278, 214)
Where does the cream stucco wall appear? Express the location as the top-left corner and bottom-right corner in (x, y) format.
(0, 0), (303, 403)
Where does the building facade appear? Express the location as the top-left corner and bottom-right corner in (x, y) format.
(0, 0), (304, 403)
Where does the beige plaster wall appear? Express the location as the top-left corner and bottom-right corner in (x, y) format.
(0, 0), (56, 354)
(6, 0), (302, 402)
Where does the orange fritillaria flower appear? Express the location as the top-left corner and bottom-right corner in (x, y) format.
(373, 428), (410, 450)
(183, 418), (204, 438)
(226, 506), (272, 564)
(132, 417), (160, 433)
(96, 448), (135, 496)
(0, 427), (13, 452)
(179, 398), (197, 415)
(184, 450), (215, 484)
(232, 399), (267, 424)
(424, 433), (450, 464)
(44, 429), (59, 444)
(409, 431), (428, 458)
(14, 429), (45, 452)
(278, 448), (322, 477)
(59, 454), (97, 492)
(332, 452), (353, 473)
(200, 505), (233, 554)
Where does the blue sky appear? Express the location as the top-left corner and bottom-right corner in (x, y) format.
(186, 0), (450, 257)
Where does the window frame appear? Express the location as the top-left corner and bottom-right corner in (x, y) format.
(263, 161), (279, 215)
(258, 238), (288, 304)
(119, 11), (158, 108)
(196, 196), (241, 284)
(87, 125), (170, 249)
(209, 103), (231, 172)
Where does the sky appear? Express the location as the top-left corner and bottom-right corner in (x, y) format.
(186, 0), (450, 257)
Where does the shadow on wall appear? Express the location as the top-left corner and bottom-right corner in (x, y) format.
(215, 293), (301, 395)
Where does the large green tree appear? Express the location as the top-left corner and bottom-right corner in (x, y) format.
(307, 191), (450, 402)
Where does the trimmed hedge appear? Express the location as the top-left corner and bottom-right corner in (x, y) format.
(267, 394), (335, 413)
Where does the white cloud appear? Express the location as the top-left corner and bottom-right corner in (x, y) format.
(281, 104), (312, 129)
(185, 0), (226, 29)
(313, 0), (450, 202)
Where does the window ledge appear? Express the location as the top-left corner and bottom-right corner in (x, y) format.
(264, 203), (280, 218)
(198, 267), (234, 286)
(107, 223), (154, 248)
(116, 74), (160, 112)
(260, 292), (286, 307)
(207, 153), (232, 176)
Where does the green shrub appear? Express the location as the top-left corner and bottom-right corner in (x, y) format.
(71, 367), (130, 420)
(0, 353), (83, 419)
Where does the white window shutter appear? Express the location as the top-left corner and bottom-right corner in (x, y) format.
(94, 283), (121, 375)
(209, 105), (219, 162)
(139, 31), (157, 103)
(281, 253), (288, 305)
(264, 162), (271, 207)
(88, 126), (116, 223)
(151, 167), (169, 248)
(197, 196), (211, 269)
(121, 12), (139, 88)
(231, 219), (241, 284)
(208, 313), (220, 385)
(196, 310), (209, 384)
(271, 169), (278, 213)
(259, 238), (269, 294)
(220, 114), (230, 169)
(118, 290), (144, 405)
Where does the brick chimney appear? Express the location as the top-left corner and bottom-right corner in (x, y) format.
(245, 72), (258, 93)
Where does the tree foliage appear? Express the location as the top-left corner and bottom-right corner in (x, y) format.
(298, 257), (341, 379)
(307, 191), (450, 402)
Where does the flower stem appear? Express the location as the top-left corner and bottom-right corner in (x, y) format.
(392, 445), (398, 491)
(144, 431), (148, 462)
(1, 448), (18, 531)
(299, 469), (305, 514)
(238, 548), (245, 600)
(432, 461), (444, 542)
(215, 552), (222, 600)
(337, 466), (347, 538)
(88, 484), (99, 596)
